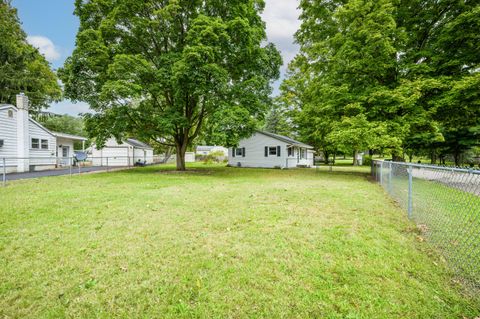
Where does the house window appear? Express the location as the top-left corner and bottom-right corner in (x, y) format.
(31, 138), (40, 149)
(41, 139), (49, 150)
(7, 110), (13, 118)
(300, 148), (306, 159)
(288, 147), (294, 157)
(233, 148), (245, 157)
(268, 147), (277, 156)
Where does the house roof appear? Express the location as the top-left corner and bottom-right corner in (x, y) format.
(196, 145), (226, 152)
(1, 104), (87, 141)
(125, 138), (153, 149)
(257, 131), (313, 149)
(52, 132), (88, 142)
(197, 146), (215, 152)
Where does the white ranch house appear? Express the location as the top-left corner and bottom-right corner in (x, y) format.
(196, 145), (228, 157)
(229, 131), (315, 169)
(90, 138), (154, 167)
(0, 94), (87, 173)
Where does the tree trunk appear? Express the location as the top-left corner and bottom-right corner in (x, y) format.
(430, 151), (436, 164)
(162, 147), (174, 164)
(324, 150), (330, 165)
(369, 149), (374, 172)
(353, 150), (358, 166)
(175, 142), (187, 171)
(453, 152), (461, 167)
(391, 152), (403, 162)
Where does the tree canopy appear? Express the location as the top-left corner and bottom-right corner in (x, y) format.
(0, 0), (61, 111)
(39, 114), (86, 137)
(283, 0), (479, 165)
(60, 0), (281, 170)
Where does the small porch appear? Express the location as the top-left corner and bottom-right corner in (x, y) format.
(286, 145), (315, 168)
(53, 132), (87, 166)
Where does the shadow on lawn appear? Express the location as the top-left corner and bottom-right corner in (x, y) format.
(115, 164), (370, 180)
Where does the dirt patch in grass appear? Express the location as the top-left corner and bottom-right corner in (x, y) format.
(156, 168), (216, 175)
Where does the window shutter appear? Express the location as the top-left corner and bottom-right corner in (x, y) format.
(264, 146), (268, 157)
(232, 148), (236, 157)
(242, 147), (246, 157)
(277, 146), (281, 157)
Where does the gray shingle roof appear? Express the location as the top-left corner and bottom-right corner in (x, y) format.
(126, 138), (153, 149)
(52, 131), (88, 141)
(257, 131), (313, 148)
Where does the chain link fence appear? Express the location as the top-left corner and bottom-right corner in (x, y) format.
(372, 160), (480, 289)
(1, 156), (170, 186)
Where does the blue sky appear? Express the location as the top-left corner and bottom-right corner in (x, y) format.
(12, 0), (300, 116)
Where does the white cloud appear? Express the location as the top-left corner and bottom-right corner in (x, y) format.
(262, 1), (301, 69)
(27, 35), (61, 62)
(50, 100), (91, 116)
(262, 0), (302, 93)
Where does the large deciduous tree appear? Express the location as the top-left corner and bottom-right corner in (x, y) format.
(0, 0), (61, 111)
(60, 0), (281, 170)
(284, 0), (479, 165)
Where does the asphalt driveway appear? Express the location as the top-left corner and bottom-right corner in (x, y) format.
(3, 166), (126, 181)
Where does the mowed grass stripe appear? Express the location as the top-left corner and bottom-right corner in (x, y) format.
(0, 164), (478, 318)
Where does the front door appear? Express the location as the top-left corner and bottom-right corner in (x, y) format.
(62, 146), (69, 158)
(58, 146), (70, 166)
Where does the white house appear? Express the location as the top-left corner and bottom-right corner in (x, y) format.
(90, 138), (154, 166)
(196, 145), (228, 157)
(228, 131), (315, 169)
(0, 94), (87, 173)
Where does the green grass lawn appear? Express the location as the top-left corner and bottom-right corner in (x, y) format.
(386, 174), (480, 287)
(0, 164), (478, 318)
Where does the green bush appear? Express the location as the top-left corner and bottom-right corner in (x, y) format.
(202, 150), (227, 164)
(363, 155), (372, 166)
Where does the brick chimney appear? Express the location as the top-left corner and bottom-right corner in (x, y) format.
(16, 93), (30, 172)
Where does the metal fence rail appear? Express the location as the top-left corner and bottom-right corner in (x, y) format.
(372, 160), (480, 289)
(1, 156), (169, 186)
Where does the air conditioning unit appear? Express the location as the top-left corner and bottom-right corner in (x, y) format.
(0, 140), (3, 147)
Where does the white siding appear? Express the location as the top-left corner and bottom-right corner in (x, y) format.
(92, 146), (130, 166)
(228, 132), (289, 168)
(0, 107), (18, 172)
(307, 150), (315, 167)
(28, 120), (56, 168)
(133, 148), (153, 164)
(56, 138), (75, 158)
(0, 106), (83, 172)
(91, 138), (153, 166)
(228, 132), (314, 169)
(185, 152), (195, 163)
(56, 137), (75, 166)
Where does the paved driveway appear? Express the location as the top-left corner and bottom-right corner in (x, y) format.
(4, 166), (126, 181)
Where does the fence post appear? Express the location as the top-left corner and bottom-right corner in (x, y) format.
(407, 165), (413, 219)
(380, 161), (383, 186)
(69, 157), (73, 176)
(106, 157), (109, 172)
(2, 158), (6, 187)
(388, 161), (392, 193)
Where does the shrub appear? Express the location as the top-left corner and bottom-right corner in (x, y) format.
(202, 150), (227, 164)
(363, 155), (372, 166)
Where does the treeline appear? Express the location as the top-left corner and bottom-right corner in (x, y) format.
(279, 0), (479, 166)
(0, 1), (61, 111)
